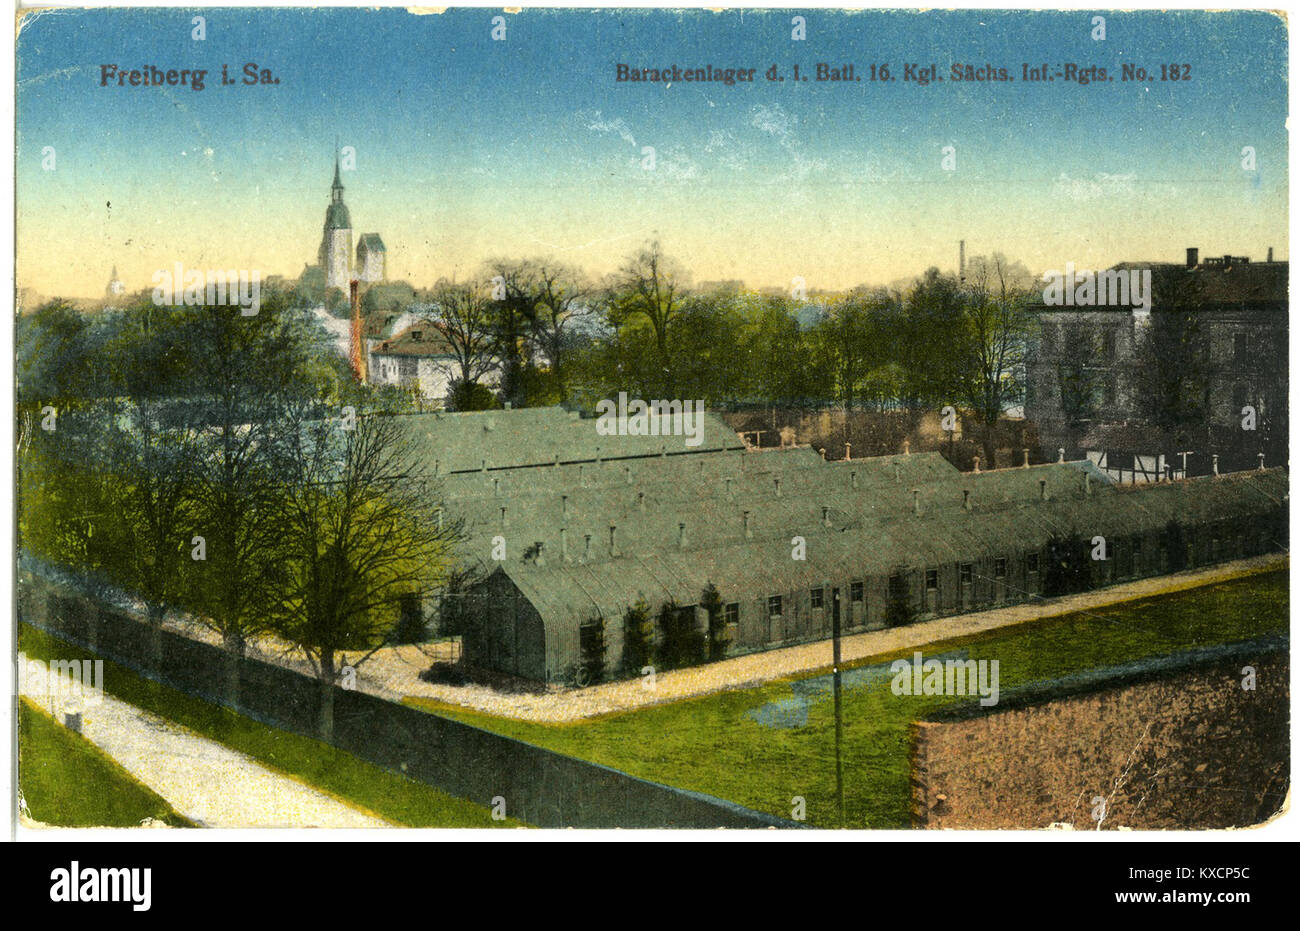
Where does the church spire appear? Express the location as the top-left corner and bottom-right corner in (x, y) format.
(331, 148), (344, 203)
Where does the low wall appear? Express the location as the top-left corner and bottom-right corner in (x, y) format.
(911, 637), (1289, 829)
(19, 567), (795, 829)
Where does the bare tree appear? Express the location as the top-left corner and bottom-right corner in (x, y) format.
(270, 410), (460, 738)
(958, 254), (1035, 467)
(607, 241), (687, 389)
(431, 279), (499, 394)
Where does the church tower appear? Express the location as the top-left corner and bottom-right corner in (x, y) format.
(318, 154), (353, 289)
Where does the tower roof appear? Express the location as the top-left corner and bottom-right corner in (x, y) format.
(324, 201), (352, 230)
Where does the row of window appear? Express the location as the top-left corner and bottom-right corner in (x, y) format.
(763, 556), (1040, 617)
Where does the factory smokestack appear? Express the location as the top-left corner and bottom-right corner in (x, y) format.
(959, 240), (966, 282)
(349, 279), (364, 381)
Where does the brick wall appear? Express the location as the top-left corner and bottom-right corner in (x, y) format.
(912, 641), (1288, 830)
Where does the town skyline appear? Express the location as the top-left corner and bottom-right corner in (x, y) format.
(17, 8), (1288, 298)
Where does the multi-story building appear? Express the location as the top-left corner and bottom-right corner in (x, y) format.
(1025, 247), (1287, 481)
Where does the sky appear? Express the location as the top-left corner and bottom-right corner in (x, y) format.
(15, 7), (1289, 298)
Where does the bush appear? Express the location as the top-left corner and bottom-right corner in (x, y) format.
(579, 616), (606, 685)
(622, 598), (654, 675)
(701, 582), (730, 661)
(657, 600), (706, 670)
(447, 380), (499, 412)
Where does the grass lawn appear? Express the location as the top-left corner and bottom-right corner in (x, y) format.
(19, 697), (194, 828)
(18, 623), (525, 829)
(406, 568), (1289, 828)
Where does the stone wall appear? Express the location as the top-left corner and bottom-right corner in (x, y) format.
(911, 639), (1289, 830)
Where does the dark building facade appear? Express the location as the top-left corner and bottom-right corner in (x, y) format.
(1025, 247), (1287, 481)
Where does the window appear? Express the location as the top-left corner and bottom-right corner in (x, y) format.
(767, 595), (782, 617)
(724, 603), (739, 626)
(959, 563), (973, 585)
(850, 581), (864, 603)
(925, 570), (938, 591)
(994, 557), (1007, 579)
(1026, 553), (1039, 574)
(810, 587), (824, 609)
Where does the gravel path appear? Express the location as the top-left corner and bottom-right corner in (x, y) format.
(20, 663), (392, 829)
(358, 555), (1286, 723)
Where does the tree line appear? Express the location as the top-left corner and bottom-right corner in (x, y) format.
(18, 293), (458, 733)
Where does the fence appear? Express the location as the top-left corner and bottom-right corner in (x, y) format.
(19, 566), (795, 829)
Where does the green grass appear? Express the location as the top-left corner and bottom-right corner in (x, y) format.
(18, 697), (194, 828)
(405, 568), (1289, 829)
(17, 623), (525, 829)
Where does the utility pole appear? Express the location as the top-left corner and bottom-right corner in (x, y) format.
(831, 582), (845, 827)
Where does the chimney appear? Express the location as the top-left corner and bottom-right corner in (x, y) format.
(819, 447), (827, 460)
(1186, 247), (1199, 268)
(912, 488), (920, 515)
(1258, 452), (1266, 471)
(637, 491), (645, 512)
(973, 456), (981, 473)
(493, 477), (500, 496)
(962, 489), (971, 511)
(725, 477), (734, 499)
(349, 279), (365, 381)
(850, 470), (858, 490)
(743, 510), (752, 539)
(844, 442), (852, 460)
(959, 239), (966, 282)
(1268, 246), (1274, 263)
(677, 522), (687, 548)
(902, 439), (911, 456)
(583, 533), (592, 561)
(533, 542), (545, 567)
(774, 478), (782, 498)
(481, 458), (487, 473)
(595, 446), (602, 465)
(561, 494), (569, 517)
(1212, 454), (1220, 476)
(553, 455), (560, 469)
(821, 506), (831, 527)
(559, 528), (569, 561)
(1039, 479), (1048, 501)
(1023, 448), (1030, 468)
(608, 524), (617, 556)
(1058, 448), (1065, 463)
(578, 464), (585, 486)
(624, 465), (633, 485)
(499, 506), (507, 528)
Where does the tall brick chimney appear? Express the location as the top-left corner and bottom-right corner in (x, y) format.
(349, 279), (364, 381)
(1186, 247), (1199, 268)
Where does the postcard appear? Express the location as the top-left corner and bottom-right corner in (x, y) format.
(14, 6), (1289, 838)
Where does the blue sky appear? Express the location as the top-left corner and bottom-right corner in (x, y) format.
(17, 7), (1289, 296)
